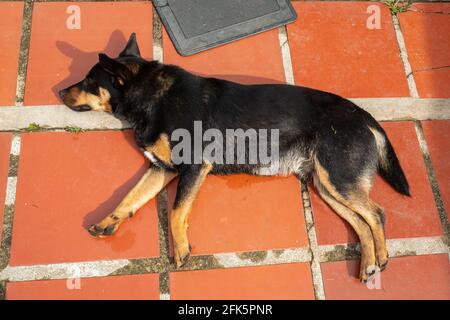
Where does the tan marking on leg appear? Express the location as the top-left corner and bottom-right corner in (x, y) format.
(88, 166), (177, 237)
(314, 181), (376, 282)
(314, 160), (347, 202)
(314, 160), (386, 279)
(171, 163), (212, 267)
(145, 133), (173, 165)
(346, 194), (388, 271)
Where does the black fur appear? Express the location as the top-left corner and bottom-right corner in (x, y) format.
(60, 33), (410, 198)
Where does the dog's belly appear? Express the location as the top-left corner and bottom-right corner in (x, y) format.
(209, 148), (313, 179)
(142, 142), (313, 179)
(253, 153), (313, 178)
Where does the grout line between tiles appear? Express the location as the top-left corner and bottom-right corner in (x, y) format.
(1, 259), (132, 282)
(318, 236), (449, 262)
(392, 14), (420, 98)
(159, 271), (170, 300)
(300, 183), (326, 300)
(0, 235), (447, 283)
(14, 0), (34, 106)
(414, 121), (450, 247)
(278, 25), (295, 85)
(0, 248), (311, 282)
(1, 99), (450, 132)
(156, 189), (171, 300)
(4, 178), (17, 208)
(152, 4), (163, 63)
(0, 135), (21, 276)
(212, 248), (311, 269)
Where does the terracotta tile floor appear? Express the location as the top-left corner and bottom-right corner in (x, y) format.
(6, 274), (159, 300)
(170, 263), (315, 300)
(10, 131), (159, 265)
(287, 2), (410, 97)
(163, 28), (286, 84)
(398, 3), (450, 98)
(0, 2), (23, 106)
(167, 175), (307, 255)
(0, 1), (448, 300)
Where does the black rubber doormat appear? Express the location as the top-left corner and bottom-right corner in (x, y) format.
(153, 0), (297, 56)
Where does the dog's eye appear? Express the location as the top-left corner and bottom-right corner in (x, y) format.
(110, 75), (123, 88)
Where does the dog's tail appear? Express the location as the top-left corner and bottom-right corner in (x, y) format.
(368, 125), (410, 196)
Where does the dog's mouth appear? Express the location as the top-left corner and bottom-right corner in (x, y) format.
(70, 104), (92, 112)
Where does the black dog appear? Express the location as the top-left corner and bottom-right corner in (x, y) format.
(60, 33), (409, 282)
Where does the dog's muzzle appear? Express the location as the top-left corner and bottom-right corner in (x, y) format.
(59, 89), (92, 112)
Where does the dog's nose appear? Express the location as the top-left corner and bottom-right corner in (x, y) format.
(58, 89), (67, 100)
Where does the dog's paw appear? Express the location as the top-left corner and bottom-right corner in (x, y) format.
(359, 264), (378, 283)
(87, 223), (119, 238)
(377, 254), (389, 272)
(174, 243), (191, 268)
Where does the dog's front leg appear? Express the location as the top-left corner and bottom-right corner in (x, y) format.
(88, 166), (177, 237)
(171, 163), (212, 268)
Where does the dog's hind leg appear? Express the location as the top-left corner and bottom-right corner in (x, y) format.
(314, 156), (388, 276)
(171, 162), (212, 268)
(313, 173), (377, 282)
(88, 166), (177, 237)
(343, 192), (388, 271)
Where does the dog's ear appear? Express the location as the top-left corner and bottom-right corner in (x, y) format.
(119, 32), (141, 58)
(98, 53), (132, 85)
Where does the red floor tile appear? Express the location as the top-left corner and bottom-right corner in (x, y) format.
(24, 2), (153, 105)
(398, 3), (450, 98)
(10, 131), (159, 266)
(0, 133), (12, 241)
(163, 28), (286, 84)
(422, 120), (450, 217)
(287, 2), (409, 98)
(167, 175), (307, 255)
(171, 263), (314, 300)
(322, 254), (450, 299)
(311, 121), (442, 245)
(0, 2), (23, 106)
(6, 274), (159, 300)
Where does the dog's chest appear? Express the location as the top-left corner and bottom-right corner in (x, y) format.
(141, 148), (174, 171)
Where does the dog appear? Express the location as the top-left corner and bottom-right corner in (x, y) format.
(59, 33), (410, 282)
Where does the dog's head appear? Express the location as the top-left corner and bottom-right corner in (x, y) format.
(59, 33), (143, 113)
